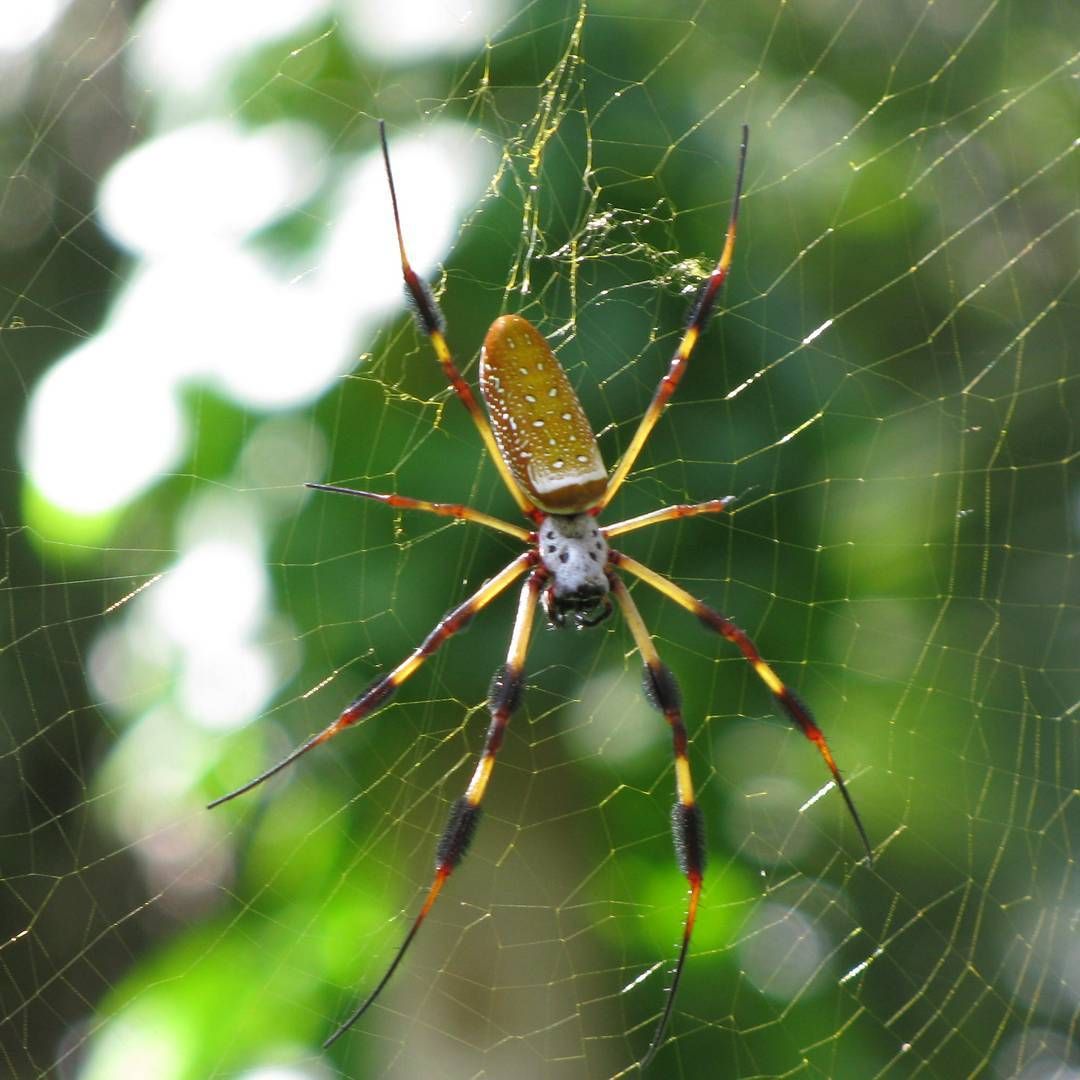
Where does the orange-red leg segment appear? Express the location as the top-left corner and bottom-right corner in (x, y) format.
(306, 482), (531, 540)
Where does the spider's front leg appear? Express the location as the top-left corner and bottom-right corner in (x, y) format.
(378, 120), (537, 519)
(324, 567), (547, 1047)
(601, 125), (749, 509)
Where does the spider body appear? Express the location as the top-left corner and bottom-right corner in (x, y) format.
(209, 120), (872, 1070)
(480, 313), (607, 512)
(537, 511), (611, 627)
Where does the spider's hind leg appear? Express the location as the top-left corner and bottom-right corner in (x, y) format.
(208, 554), (533, 809)
(611, 550), (873, 864)
(608, 573), (704, 1068)
(323, 567), (546, 1047)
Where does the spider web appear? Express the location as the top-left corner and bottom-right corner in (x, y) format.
(2, 1), (1078, 1077)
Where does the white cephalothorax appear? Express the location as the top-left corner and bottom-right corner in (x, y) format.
(538, 513), (610, 597)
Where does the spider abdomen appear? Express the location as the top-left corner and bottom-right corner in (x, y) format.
(479, 314), (607, 514)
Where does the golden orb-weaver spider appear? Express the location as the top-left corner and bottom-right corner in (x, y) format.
(210, 120), (872, 1069)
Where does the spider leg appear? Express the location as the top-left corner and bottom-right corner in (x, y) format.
(610, 551), (872, 863)
(602, 125), (749, 510)
(609, 574), (704, 1069)
(378, 120), (537, 519)
(207, 552), (534, 809)
(324, 567), (546, 1048)
(603, 497), (734, 540)
(306, 482), (531, 541)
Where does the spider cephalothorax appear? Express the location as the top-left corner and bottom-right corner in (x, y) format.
(538, 512), (612, 628)
(210, 120), (872, 1071)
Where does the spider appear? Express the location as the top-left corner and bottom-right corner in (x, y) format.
(210, 120), (872, 1069)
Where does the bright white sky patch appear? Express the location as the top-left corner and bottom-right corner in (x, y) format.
(0, 0), (69, 57)
(110, 123), (493, 410)
(341, 0), (506, 61)
(22, 120), (492, 511)
(311, 122), (495, 335)
(239, 1064), (334, 1080)
(80, 1005), (184, 1080)
(88, 493), (296, 735)
(20, 334), (184, 515)
(148, 533), (281, 731)
(110, 247), (357, 409)
(151, 540), (267, 650)
(178, 641), (275, 731)
(132, 0), (330, 98)
(99, 120), (325, 257)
